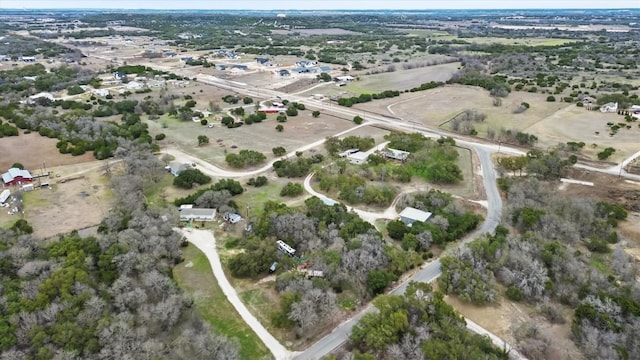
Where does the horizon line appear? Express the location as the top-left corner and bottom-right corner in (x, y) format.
(1, 7), (639, 10)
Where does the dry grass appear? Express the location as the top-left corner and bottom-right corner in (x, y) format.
(524, 106), (640, 161)
(149, 111), (355, 168)
(0, 131), (96, 171)
(22, 165), (112, 238)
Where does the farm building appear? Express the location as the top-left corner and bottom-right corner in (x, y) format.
(2, 168), (33, 186)
(0, 189), (10, 204)
(347, 151), (369, 165)
(179, 208), (216, 222)
(399, 207), (433, 227)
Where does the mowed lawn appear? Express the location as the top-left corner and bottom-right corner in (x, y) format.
(173, 244), (272, 360)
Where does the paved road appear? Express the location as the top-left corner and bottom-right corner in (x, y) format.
(177, 228), (296, 360)
(68, 49), (639, 360)
(295, 145), (519, 360)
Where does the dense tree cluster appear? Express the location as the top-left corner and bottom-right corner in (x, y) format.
(174, 179), (244, 206)
(439, 178), (639, 359)
(227, 197), (439, 336)
(225, 149), (267, 168)
(316, 169), (398, 207)
(344, 282), (508, 359)
(324, 136), (375, 156)
(0, 141), (238, 359)
(173, 169), (212, 189)
(273, 155), (324, 178)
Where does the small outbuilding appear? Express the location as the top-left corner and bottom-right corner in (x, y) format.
(179, 208), (217, 222)
(223, 213), (242, 224)
(399, 207), (432, 227)
(0, 189), (10, 204)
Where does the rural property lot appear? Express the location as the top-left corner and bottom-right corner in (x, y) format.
(524, 106), (640, 161)
(0, 132), (95, 171)
(22, 164), (112, 238)
(151, 111), (355, 168)
(357, 85), (566, 130)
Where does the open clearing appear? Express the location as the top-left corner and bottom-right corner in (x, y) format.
(21, 162), (112, 238)
(300, 62), (460, 97)
(524, 106), (640, 162)
(0, 132), (96, 171)
(444, 293), (584, 360)
(404, 30), (579, 47)
(150, 111), (355, 169)
(173, 243), (271, 360)
(350, 85), (640, 160)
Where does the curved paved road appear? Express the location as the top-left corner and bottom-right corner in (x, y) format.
(176, 228), (296, 360)
(295, 145), (521, 360)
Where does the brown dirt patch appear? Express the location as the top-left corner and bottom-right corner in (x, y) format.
(21, 164), (112, 239)
(561, 168), (640, 212)
(444, 293), (584, 360)
(0, 132), (95, 171)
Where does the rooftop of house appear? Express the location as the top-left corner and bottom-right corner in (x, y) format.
(399, 207), (433, 222)
(179, 208), (216, 217)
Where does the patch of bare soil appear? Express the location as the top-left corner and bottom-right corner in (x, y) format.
(561, 168), (640, 211)
(24, 169), (111, 239)
(0, 132), (95, 171)
(275, 78), (317, 93)
(444, 294), (584, 360)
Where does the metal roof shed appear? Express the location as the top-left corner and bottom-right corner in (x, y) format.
(399, 207), (433, 227)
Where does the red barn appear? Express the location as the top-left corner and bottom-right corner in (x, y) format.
(2, 168), (33, 186)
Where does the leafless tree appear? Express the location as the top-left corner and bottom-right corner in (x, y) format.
(195, 190), (231, 210)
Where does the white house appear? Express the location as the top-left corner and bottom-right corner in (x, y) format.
(399, 207), (432, 227)
(600, 102), (618, 113)
(92, 88), (110, 97)
(382, 148), (410, 161)
(336, 75), (355, 82)
(347, 151), (369, 165)
(179, 208), (216, 222)
(125, 81), (144, 90)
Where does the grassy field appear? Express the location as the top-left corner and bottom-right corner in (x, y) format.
(524, 105), (640, 161)
(404, 30), (578, 47)
(234, 179), (290, 218)
(148, 110), (355, 169)
(173, 244), (272, 360)
(304, 62), (460, 96)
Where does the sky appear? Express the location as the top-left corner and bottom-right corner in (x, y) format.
(1, 0), (638, 10)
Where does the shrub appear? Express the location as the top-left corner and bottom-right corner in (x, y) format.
(280, 182), (303, 197)
(506, 285), (524, 301)
(155, 133), (166, 141)
(546, 95), (556, 102)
